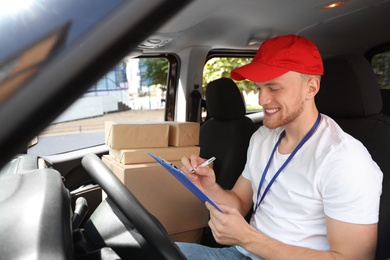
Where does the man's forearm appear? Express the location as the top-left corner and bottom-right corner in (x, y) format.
(240, 226), (374, 260)
(207, 185), (250, 215)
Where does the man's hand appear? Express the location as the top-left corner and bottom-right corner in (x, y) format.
(181, 155), (217, 193)
(207, 202), (377, 259)
(206, 202), (254, 246)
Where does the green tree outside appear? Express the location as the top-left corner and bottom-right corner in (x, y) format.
(137, 56), (262, 112)
(203, 57), (258, 93)
(139, 58), (168, 92)
(203, 57), (261, 112)
(372, 51), (390, 89)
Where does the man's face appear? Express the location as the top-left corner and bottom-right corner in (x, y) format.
(255, 71), (307, 129)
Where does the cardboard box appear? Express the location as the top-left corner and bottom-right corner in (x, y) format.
(167, 122), (200, 147)
(109, 146), (200, 164)
(102, 155), (209, 242)
(105, 121), (169, 149)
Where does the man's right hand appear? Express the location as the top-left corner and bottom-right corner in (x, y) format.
(181, 155), (217, 194)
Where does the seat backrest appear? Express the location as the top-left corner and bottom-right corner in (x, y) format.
(315, 53), (390, 260)
(380, 89), (390, 116)
(199, 77), (257, 247)
(200, 78), (257, 190)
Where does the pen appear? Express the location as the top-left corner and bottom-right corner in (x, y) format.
(191, 157), (216, 173)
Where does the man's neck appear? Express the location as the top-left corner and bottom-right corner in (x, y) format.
(278, 110), (320, 154)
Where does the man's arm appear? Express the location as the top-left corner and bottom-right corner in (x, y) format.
(208, 204), (378, 260)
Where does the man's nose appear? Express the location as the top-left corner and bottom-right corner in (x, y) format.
(259, 90), (270, 106)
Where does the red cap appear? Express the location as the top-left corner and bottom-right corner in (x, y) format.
(230, 34), (323, 82)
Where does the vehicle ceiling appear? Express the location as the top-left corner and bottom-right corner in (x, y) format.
(0, 0), (389, 168)
(140, 0), (390, 57)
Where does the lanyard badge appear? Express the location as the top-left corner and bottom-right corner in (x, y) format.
(253, 113), (322, 215)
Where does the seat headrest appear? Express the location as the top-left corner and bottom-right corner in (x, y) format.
(316, 54), (382, 118)
(206, 78), (246, 120)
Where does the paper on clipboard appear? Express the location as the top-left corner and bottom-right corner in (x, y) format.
(148, 152), (223, 213)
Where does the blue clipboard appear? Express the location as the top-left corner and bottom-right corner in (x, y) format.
(148, 152), (223, 213)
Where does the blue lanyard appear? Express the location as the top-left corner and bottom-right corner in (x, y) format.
(253, 113), (322, 215)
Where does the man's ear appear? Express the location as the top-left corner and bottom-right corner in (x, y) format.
(306, 77), (320, 99)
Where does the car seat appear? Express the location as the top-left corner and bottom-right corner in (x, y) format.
(199, 77), (257, 246)
(315, 53), (390, 260)
(380, 89), (390, 116)
(200, 77), (257, 189)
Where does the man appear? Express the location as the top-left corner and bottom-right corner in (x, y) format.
(177, 34), (383, 259)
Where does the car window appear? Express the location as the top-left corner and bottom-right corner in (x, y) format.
(203, 56), (262, 115)
(29, 55), (173, 155)
(371, 50), (390, 90)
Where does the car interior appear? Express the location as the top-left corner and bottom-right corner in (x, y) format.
(316, 53), (390, 259)
(0, 0), (390, 259)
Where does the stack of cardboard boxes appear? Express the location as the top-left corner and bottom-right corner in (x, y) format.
(103, 121), (209, 243)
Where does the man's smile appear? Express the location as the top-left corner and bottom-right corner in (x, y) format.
(264, 108), (280, 114)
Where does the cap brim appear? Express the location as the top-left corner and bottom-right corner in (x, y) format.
(230, 61), (290, 82)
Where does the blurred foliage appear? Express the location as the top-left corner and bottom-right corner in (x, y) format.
(372, 51), (390, 89)
(203, 57), (257, 93)
(139, 58), (168, 91)
(131, 56), (262, 112)
(137, 57), (260, 93)
(203, 57), (262, 112)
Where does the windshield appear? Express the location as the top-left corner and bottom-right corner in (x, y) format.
(0, 0), (123, 62)
(0, 0), (192, 168)
(0, 0), (124, 107)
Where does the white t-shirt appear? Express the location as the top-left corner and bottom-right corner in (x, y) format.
(240, 114), (383, 253)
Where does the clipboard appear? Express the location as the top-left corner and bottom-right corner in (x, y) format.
(148, 152), (223, 213)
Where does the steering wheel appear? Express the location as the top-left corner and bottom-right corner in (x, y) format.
(81, 153), (186, 260)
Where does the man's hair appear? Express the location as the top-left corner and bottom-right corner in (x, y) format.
(301, 73), (321, 82)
